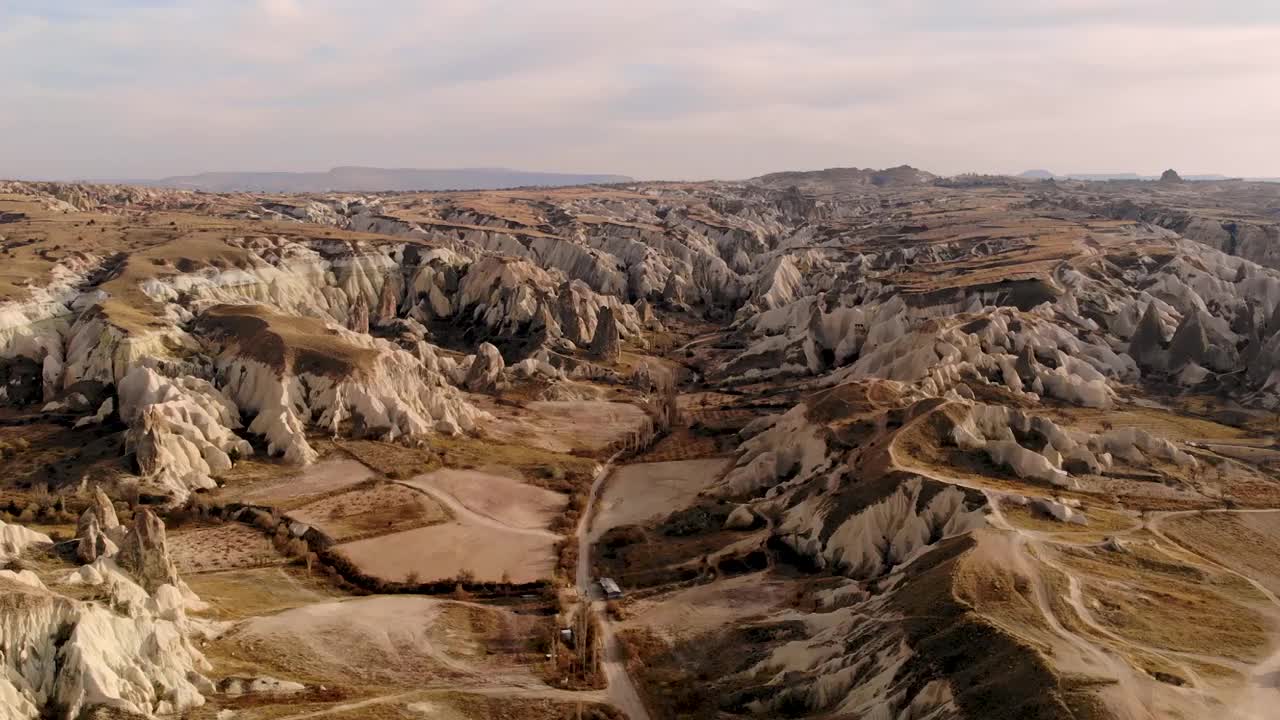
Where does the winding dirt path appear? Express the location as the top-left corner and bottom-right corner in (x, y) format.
(575, 454), (652, 720)
(904, 461), (1257, 706)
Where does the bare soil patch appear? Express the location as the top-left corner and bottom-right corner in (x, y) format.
(335, 522), (558, 584)
(402, 468), (567, 532)
(491, 401), (650, 454)
(230, 458), (374, 508)
(212, 596), (539, 687)
(594, 459), (731, 540)
(169, 522), (283, 574)
(287, 482), (449, 542)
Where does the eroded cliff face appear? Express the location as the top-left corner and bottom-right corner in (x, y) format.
(0, 180), (830, 503)
(2, 511), (213, 720)
(3, 177), (1279, 501)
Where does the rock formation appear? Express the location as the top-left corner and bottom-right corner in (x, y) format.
(2, 170), (1280, 720)
(1128, 302), (1168, 372)
(116, 508), (180, 593)
(589, 306), (621, 361)
(463, 342), (505, 392)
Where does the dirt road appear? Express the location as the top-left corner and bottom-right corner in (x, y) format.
(575, 454), (652, 720)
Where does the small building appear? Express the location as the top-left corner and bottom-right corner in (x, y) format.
(598, 577), (622, 599)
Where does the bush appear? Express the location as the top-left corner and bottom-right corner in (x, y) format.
(538, 464), (566, 481)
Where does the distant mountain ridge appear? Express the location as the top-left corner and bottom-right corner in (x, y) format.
(1019, 169), (1280, 183)
(141, 166), (634, 193)
(752, 165), (936, 193)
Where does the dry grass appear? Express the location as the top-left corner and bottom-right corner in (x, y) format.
(893, 533), (1114, 720)
(1046, 404), (1251, 442)
(208, 595), (542, 689)
(1160, 510), (1280, 597)
(1000, 503), (1139, 541)
(429, 435), (598, 495)
(184, 565), (348, 622)
(327, 439), (438, 481)
(1049, 542), (1271, 662)
(197, 303), (379, 377)
(635, 428), (721, 462)
(0, 419), (129, 493)
(0, 196), (117, 299)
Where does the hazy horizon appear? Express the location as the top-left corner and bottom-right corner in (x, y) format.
(15, 164), (1280, 186)
(4, 1), (1279, 181)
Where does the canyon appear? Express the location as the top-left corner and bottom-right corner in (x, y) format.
(1, 168), (1279, 720)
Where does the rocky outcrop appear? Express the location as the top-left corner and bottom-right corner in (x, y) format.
(75, 512), (118, 564)
(195, 304), (486, 469)
(1, 573), (212, 720)
(589, 306), (621, 361)
(0, 519), (52, 563)
(463, 342), (505, 392)
(116, 509), (180, 593)
(348, 295), (370, 334)
(373, 269), (404, 326)
(118, 365), (253, 500)
(1128, 303), (1168, 372)
(86, 487), (120, 531)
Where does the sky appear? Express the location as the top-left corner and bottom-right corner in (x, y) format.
(2, 0), (1279, 181)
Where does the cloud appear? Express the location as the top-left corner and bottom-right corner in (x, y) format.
(0, 0), (1277, 179)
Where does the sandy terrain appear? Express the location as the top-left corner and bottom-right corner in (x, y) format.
(594, 458), (731, 538)
(329, 470), (569, 584)
(216, 596), (533, 686)
(286, 482), (449, 542)
(334, 495), (559, 584)
(491, 401), (650, 454)
(336, 523), (556, 584)
(233, 458), (375, 507)
(401, 468), (567, 531)
(168, 523), (283, 574)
